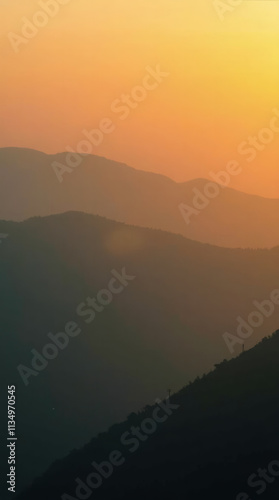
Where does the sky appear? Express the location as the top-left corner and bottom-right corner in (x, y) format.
(0, 0), (279, 197)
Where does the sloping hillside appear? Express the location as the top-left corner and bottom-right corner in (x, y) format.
(16, 330), (279, 500)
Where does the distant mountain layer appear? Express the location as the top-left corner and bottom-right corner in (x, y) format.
(16, 330), (279, 500)
(1, 212), (279, 495)
(1, 147), (279, 248)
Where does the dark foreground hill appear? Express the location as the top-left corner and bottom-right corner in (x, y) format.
(1, 147), (279, 248)
(16, 330), (279, 500)
(1, 212), (279, 494)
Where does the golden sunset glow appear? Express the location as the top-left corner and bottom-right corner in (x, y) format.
(1, 0), (279, 196)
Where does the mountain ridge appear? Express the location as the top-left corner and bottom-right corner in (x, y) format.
(15, 329), (279, 500)
(1, 211), (279, 496)
(1, 147), (279, 249)
(1, 146), (277, 200)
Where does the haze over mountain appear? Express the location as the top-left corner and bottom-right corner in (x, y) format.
(2, 2), (278, 499)
(1, 147), (279, 249)
(16, 330), (279, 500)
(1, 212), (279, 495)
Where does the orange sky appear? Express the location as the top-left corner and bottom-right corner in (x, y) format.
(0, 0), (279, 197)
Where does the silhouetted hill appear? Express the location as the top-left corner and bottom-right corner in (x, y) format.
(1, 212), (279, 494)
(16, 330), (279, 500)
(1, 147), (279, 248)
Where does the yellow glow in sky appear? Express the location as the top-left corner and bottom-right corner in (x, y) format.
(0, 0), (279, 196)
